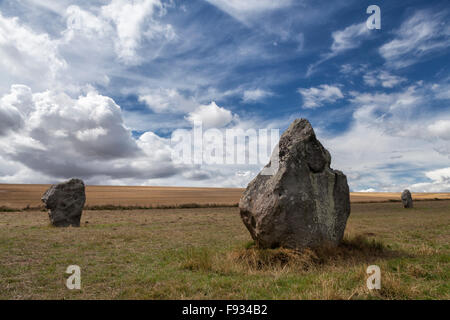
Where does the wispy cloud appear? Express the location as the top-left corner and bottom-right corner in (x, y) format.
(242, 89), (273, 103)
(323, 82), (450, 192)
(205, 0), (292, 23)
(307, 22), (370, 76)
(330, 22), (370, 55)
(298, 85), (344, 108)
(379, 10), (450, 68)
(363, 71), (406, 88)
(139, 88), (197, 113)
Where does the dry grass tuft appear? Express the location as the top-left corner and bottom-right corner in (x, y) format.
(227, 234), (390, 273)
(178, 234), (394, 277)
(372, 272), (419, 300)
(228, 246), (317, 272)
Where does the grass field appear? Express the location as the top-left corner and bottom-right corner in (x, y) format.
(0, 199), (448, 299)
(1, 184), (450, 209)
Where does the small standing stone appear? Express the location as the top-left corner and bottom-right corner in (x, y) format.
(41, 178), (86, 227)
(401, 189), (413, 208)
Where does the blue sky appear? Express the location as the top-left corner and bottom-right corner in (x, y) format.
(0, 0), (449, 191)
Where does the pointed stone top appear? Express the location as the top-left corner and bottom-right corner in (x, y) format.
(279, 118), (330, 173)
(283, 118), (315, 141)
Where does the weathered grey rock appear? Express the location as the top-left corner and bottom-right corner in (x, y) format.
(41, 179), (86, 227)
(239, 119), (350, 249)
(401, 189), (413, 208)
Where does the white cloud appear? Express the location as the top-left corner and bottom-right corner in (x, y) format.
(428, 120), (450, 140)
(0, 86), (256, 187)
(339, 64), (369, 77)
(242, 89), (273, 103)
(139, 88), (197, 113)
(330, 22), (370, 55)
(322, 84), (450, 192)
(379, 10), (450, 68)
(101, 0), (175, 64)
(298, 84), (344, 108)
(409, 167), (450, 192)
(0, 85), (27, 135)
(62, 1), (175, 65)
(430, 82), (450, 100)
(209, 0), (292, 13)
(307, 22), (370, 76)
(65, 5), (112, 39)
(0, 12), (66, 93)
(357, 188), (376, 193)
(186, 101), (234, 128)
(425, 167), (450, 183)
(363, 71), (406, 88)
(206, 0), (292, 22)
(0, 85), (160, 181)
(9, 86), (140, 159)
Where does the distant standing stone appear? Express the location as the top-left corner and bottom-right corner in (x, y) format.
(401, 189), (413, 208)
(41, 179), (86, 227)
(239, 119), (351, 249)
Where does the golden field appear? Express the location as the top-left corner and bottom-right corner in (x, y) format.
(0, 184), (244, 209)
(0, 184), (449, 209)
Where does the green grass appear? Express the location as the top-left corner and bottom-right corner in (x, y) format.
(0, 201), (449, 299)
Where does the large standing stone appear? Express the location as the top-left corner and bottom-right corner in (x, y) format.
(239, 119), (350, 249)
(401, 189), (413, 208)
(41, 179), (86, 227)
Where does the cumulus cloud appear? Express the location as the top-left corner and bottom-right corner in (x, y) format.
(101, 0), (175, 63)
(0, 86), (264, 187)
(298, 85), (344, 108)
(0, 85), (181, 181)
(0, 85), (29, 135)
(0, 12), (66, 93)
(63, 1), (175, 65)
(379, 10), (450, 69)
(186, 101), (234, 128)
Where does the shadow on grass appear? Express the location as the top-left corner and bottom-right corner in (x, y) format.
(180, 234), (406, 274)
